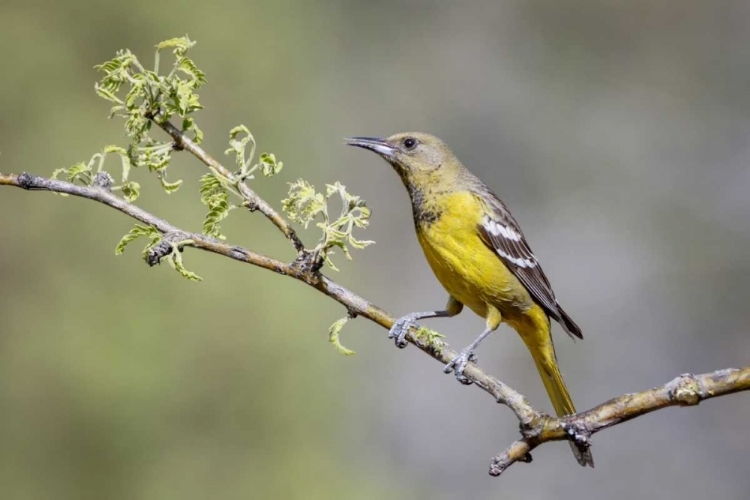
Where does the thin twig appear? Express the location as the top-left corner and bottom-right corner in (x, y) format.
(151, 115), (304, 251)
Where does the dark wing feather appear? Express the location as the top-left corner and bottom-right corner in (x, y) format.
(475, 191), (583, 339)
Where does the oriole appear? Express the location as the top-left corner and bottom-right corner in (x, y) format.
(347, 133), (594, 467)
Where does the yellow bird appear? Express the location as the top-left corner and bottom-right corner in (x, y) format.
(347, 133), (593, 467)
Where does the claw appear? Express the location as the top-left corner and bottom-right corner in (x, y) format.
(388, 316), (418, 348)
(443, 349), (477, 385)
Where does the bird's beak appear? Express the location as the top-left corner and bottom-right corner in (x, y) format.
(345, 136), (397, 160)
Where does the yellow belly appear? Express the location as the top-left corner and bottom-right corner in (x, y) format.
(416, 191), (534, 322)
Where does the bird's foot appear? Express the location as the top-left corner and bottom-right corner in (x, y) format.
(388, 314), (422, 348)
(443, 349), (478, 385)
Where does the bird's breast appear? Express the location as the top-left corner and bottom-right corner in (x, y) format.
(415, 191), (533, 319)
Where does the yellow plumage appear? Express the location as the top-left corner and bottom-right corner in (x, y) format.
(417, 191), (529, 320)
(417, 191), (578, 419)
(347, 132), (593, 467)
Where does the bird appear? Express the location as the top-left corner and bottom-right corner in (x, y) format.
(346, 132), (593, 467)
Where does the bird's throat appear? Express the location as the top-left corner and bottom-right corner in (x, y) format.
(406, 184), (444, 227)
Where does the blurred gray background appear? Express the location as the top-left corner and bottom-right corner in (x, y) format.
(1, 1), (749, 499)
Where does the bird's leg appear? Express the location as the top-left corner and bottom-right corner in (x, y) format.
(444, 306), (501, 384)
(389, 311), (449, 348)
(443, 327), (494, 384)
(389, 297), (463, 348)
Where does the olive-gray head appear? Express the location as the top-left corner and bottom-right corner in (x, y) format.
(345, 132), (465, 191)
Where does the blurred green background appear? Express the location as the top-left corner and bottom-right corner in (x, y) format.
(2, 1), (750, 498)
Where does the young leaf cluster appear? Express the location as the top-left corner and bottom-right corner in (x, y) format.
(90, 38), (291, 280)
(282, 180), (374, 271)
(52, 146), (140, 201)
(199, 171), (232, 240)
(196, 125), (285, 240)
(72, 37), (373, 285)
(94, 36), (206, 196)
(115, 225), (201, 281)
(225, 125), (284, 180)
(115, 224), (162, 256)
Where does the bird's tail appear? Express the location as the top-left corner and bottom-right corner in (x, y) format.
(557, 304), (583, 340)
(519, 309), (594, 467)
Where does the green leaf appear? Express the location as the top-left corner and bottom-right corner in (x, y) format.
(125, 84), (143, 108)
(120, 154), (131, 182)
(168, 246), (202, 281)
(177, 57), (207, 86)
(121, 181), (141, 202)
(141, 143), (172, 172)
(329, 317), (355, 356)
(124, 112), (150, 144)
(67, 162), (90, 179)
(199, 173), (231, 239)
(94, 50), (137, 103)
(199, 172), (223, 203)
(156, 36), (196, 56)
(169, 79), (202, 115)
(225, 125), (255, 170)
(108, 105), (126, 119)
(115, 224), (160, 255)
(348, 235), (375, 250)
(282, 179), (327, 228)
(101, 145), (131, 182)
(102, 145), (127, 156)
(53, 161), (94, 185)
(95, 58), (123, 74)
(323, 252), (340, 272)
(258, 152), (283, 177)
(182, 117), (203, 144)
(159, 174), (182, 193)
(94, 84), (124, 104)
(325, 181), (347, 200)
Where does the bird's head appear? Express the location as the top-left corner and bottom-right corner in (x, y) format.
(346, 132), (464, 191)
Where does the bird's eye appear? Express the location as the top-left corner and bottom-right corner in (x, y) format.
(403, 137), (417, 150)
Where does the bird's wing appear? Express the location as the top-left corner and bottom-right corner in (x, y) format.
(475, 191), (582, 339)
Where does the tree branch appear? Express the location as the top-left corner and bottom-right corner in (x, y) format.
(3, 119), (749, 477)
(150, 113), (304, 252)
(489, 367), (750, 474)
(0, 170), (537, 427)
